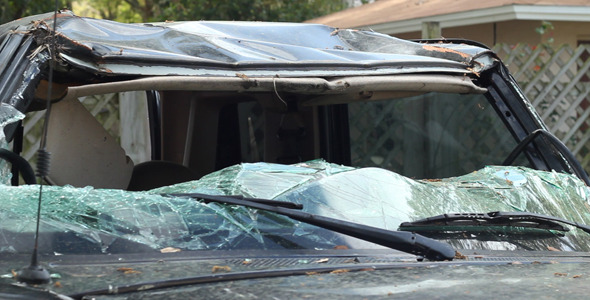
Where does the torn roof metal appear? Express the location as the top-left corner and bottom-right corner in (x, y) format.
(0, 11), (496, 80)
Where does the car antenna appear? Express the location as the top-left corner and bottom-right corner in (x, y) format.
(16, 0), (59, 285)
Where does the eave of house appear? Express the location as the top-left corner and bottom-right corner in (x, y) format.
(330, 5), (590, 35)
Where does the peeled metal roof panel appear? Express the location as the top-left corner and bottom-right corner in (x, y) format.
(0, 11), (495, 78)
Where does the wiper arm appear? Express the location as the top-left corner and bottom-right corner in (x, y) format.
(166, 193), (455, 261)
(199, 194), (303, 209)
(399, 211), (590, 234)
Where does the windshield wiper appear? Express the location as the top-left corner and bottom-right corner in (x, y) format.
(198, 194), (303, 209)
(166, 193), (455, 261)
(399, 211), (590, 234)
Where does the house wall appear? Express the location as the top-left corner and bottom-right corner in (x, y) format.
(391, 20), (590, 48)
(551, 21), (590, 46)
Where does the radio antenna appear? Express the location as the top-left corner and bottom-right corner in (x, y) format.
(16, 0), (59, 285)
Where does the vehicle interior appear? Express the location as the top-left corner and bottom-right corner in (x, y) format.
(29, 74), (529, 191)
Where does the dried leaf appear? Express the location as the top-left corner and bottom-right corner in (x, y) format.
(509, 261), (523, 265)
(211, 265), (231, 273)
(547, 246), (560, 251)
(242, 259), (252, 265)
(359, 268), (375, 272)
(423, 178), (442, 182)
(314, 258), (329, 263)
(117, 267), (134, 272)
(236, 73), (249, 80)
(465, 67), (481, 77)
(160, 247), (181, 253)
(330, 269), (349, 274)
(454, 251), (467, 259)
(554, 272), (568, 277)
(333, 245), (349, 250)
(305, 271), (319, 275)
(54, 281), (62, 288)
(117, 267), (141, 274)
(573, 274), (582, 278)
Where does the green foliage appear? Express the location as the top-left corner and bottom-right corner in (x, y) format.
(157, 0), (346, 22)
(535, 21), (554, 44)
(2, 0), (346, 24)
(1, 0), (71, 24)
(109, 0), (346, 23)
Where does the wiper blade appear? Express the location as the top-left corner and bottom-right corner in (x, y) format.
(167, 193), (455, 261)
(399, 211), (590, 234)
(199, 194), (303, 209)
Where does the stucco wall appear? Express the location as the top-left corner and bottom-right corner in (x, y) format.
(551, 21), (590, 46)
(391, 20), (590, 47)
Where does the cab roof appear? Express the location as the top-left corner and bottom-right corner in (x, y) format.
(0, 11), (496, 80)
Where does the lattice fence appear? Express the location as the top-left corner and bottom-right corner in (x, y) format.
(492, 43), (590, 171)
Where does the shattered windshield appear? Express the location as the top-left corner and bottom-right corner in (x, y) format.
(2, 154), (590, 255)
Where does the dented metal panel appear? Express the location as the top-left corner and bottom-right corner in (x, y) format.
(0, 11), (495, 81)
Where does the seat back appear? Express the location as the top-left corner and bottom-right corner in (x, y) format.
(45, 96), (134, 189)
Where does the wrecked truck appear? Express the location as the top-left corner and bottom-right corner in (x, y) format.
(1, 10), (590, 299)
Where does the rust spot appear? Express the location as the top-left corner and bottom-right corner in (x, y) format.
(422, 45), (470, 59)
